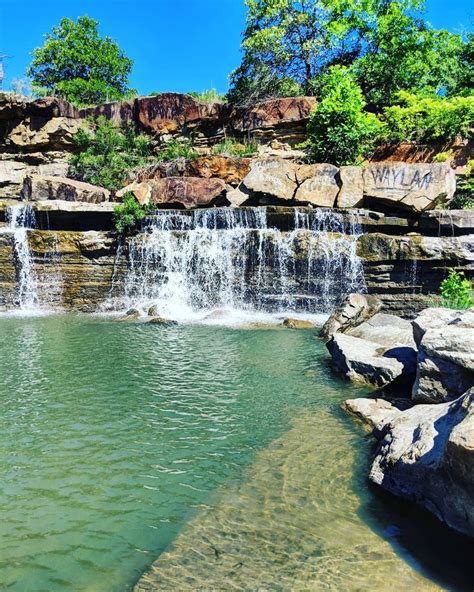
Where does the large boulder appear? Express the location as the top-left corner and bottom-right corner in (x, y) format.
(348, 312), (416, 349)
(4, 117), (83, 150)
(294, 163), (340, 207)
(183, 156), (251, 185)
(412, 321), (474, 404)
(0, 96), (79, 120)
(363, 162), (456, 212)
(21, 175), (110, 203)
(336, 165), (364, 208)
(117, 177), (227, 209)
(79, 100), (135, 126)
(320, 293), (382, 341)
(0, 160), (29, 196)
(344, 389), (474, 538)
(240, 158), (341, 206)
(326, 332), (414, 388)
(240, 158), (297, 202)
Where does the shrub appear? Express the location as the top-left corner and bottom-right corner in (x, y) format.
(188, 89), (226, 103)
(440, 269), (472, 309)
(69, 117), (153, 190)
(212, 138), (258, 157)
(381, 92), (474, 143)
(305, 66), (384, 166)
(155, 138), (198, 162)
(113, 192), (152, 236)
(432, 150), (452, 163)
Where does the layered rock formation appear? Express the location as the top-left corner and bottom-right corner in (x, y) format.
(343, 389), (474, 538)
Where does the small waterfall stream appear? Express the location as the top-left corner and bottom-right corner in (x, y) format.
(108, 207), (366, 320)
(2, 204), (40, 311)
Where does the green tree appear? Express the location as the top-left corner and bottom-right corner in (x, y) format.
(305, 66), (383, 165)
(27, 16), (134, 106)
(447, 32), (474, 97)
(355, 4), (465, 109)
(229, 0), (370, 103)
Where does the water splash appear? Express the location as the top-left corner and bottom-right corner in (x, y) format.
(107, 207), (366, 320)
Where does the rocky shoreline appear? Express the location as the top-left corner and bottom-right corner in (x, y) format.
(322, 295), (474, 538)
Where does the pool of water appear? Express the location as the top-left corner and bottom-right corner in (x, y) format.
(0, 315), (472, 591)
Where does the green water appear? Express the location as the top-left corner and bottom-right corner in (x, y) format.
(0, 316), (472, 592)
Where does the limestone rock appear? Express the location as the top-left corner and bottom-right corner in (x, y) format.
(0, 160), (29, 197)
(348, 313), (416, 349)
(21, 175), (110, 203)
(326, 333), (406, 388)
(341, 398), (401, 433)
(117, 177), (227, 209)
(363, 162), (456, 212)
(281, 318), (316, 329)
(5, 117), (83, 150)
(148, 316), (178, 326)
(368, 389), (474, 538)
(79, 100), (135, 126)
(184, 156), (251, 185)
(413, 325), (474, 403)
(0, 96), (79, 120)
(241, 159), (297, 202)
(320, 293), (382, 341)
(117, 308), (141, 321)
(412, 307), (474, 347)
(226, 184), (251, 207)
(294, 164), (340, 207)
(229, 97), (317, 133)
(337, 166), (364, 208)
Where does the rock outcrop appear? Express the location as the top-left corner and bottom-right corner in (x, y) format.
(117, 177), (227, 208)
(343, 389), (474, 539)
(363, 162), (456, 212)
(320, 293), (382, 341)
(411, 308), (474, 403)
(21, 175), (110, 203)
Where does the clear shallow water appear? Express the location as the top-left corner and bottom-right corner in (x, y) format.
(0, 316), (473, 592)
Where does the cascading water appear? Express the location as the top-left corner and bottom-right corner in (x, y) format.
(107, 207), (366, 321)
(2, 204), (40, 311)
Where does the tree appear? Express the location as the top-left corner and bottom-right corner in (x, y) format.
(229, 0), (370, 103)
(354, 3), (465, 110)
(305, 66), (383, 165)
(447, 32), (474, 97)
(27, 16), (134, 106)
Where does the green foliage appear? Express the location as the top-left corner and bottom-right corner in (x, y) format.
(188, 89), (227, 103)
(448, 32), (474, 97)
(113, 192), (151, 236)
(69, 117), (153, 190)
(27, 16), (134, 106)
(440, 269), (473, 309)
(155, 138), (198, 162)
(432, 151), (452, 163)
(212, 138), (258, 157)
(305, 66), (383, 166)
(450, 168), (474, 209)
(381, 92), (474, 143)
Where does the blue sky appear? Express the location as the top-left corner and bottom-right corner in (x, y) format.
(0, 0), (472, 95)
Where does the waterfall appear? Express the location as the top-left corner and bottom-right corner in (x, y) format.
(2, 204), (40, 311)
(108, 207), (366, 320)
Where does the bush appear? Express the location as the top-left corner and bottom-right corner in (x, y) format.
(212, 138), (258, 157)
(113, 192), (152, 236)
(440, 269), (472, 309)
(188, 89), (226, 103)
(69, 117), (153, 190)
(305, 66), (384, 166)
(155, 138), (198, 162)
(381, 92), (474, 143)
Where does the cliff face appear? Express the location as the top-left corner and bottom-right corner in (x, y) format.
(0, 205), (472, 315)
(0, 93), (472, 317)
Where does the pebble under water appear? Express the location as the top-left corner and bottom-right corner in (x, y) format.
(0, 315), (473, 591)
